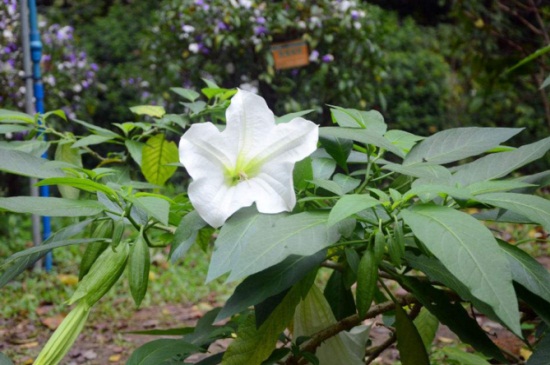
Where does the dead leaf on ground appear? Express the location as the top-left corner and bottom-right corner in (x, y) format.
(41, 314), (65, 330)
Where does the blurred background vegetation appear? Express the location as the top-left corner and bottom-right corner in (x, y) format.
(1, 0), (549, 163)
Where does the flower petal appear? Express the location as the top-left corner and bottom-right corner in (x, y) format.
(224, 89), (276, 158)
(251, 117), (319, 167)
(252, 162), (296, 213)
(179, 122), (236, 181)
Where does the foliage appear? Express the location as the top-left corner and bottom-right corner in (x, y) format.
(0, 1), (98, 120)
(1, 84), (550, 364)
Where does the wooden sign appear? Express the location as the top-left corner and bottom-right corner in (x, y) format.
(271, 40), (309, 70)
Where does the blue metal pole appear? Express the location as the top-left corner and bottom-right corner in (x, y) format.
(27, 0), (52, 272)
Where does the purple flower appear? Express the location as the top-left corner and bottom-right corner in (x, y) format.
(256, 17), (266, 24)
(42, 54), (52, 62)
(254, 25), (268, 36)
(216, 20), (229, 31)
(351, 10), (359, 20)
(90, 63), (98, 71)
(321, 54), (334, 63)
(309, 49), (319, 62)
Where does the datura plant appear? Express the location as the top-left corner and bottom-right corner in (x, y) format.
(1, 82), (550, 365)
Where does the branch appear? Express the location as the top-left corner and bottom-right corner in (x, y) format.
(284, 294), (418, 365)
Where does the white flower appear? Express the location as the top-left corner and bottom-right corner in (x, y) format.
(179, 89), (319, 228)
(188, 43), (200, 53)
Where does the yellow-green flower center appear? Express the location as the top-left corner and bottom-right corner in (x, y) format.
(225, 155), (261, 186)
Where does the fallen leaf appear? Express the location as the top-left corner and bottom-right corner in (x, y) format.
(83, 350), (97, 360)
(109, 354), (121, 362)
(35, 304), (54, 316)
(437, 336), (454, 344)
(57, 274), (79, 286)
(19, 341), (39, 349)
(41, 314), (65, 330)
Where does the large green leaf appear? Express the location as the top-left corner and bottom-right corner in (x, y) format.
(134, 196), (170, 225)
(0, 197), (104, 217)
(0, 140), (49, 156)
(72, 119), (120, 138)
(395, 304), (430, 365)
(294, 285), (370, 365)
(498, 241), (550, 303)
(170, 211), (207, 262)
(328, 194), (380, 226)
(0, 352), (14, 365)
(0, 109), (34, 124)
(275, 109), (314, 124)
(384, 130), (423, 154)
(208, 210), (344, 283)
(383, 163), (452, 181)
(476, 193), (550, 232)
(319, 135), (352, 170)
(0, 149), (64, 179)
(452, 136), (550, 186)
(141, 134), (179, 186)
(401, 205), (521, 336)
(170, 87), (200, 102)
(413, 308), (439, 350)
(0, 124), (32, 134)
(126, 339), (201, 365)
(320, 127), (404, 158)
(526, 334), (550, 365)
(441, 348), (491, 365)
(125, 140), (146, 166)
(404, 127), (522, 165)
(398, 273), (507, 362)
(217, 250), (325, 321)
(222, 284), (304, 365)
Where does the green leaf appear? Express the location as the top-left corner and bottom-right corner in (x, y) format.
(130, 105), (166, 118)
(401, 205), (521, 336)
(395, 304), (430, 365)
(127, 327), (194, 336)
(293, 157), (313, 190)
(170, 87), (200, 102)
(356, 249), (378, 318)
(466, 180), (535, 195)
(55, 142), (83, 199)
(134, 196), (170, 225)
(319, 135), (352, 170)
(294, 285), (370, 365)
(0, 124), (32, 134)
(505, 44), (550, 74)
(126, 339), (201, 365)
(170, 211), (207, 262)
(128, 233), (150, 307)
(0, 140), (49, 156)
(275, 110), (314, 124)
(383, 163), (452, 182)
(527, 334), (550, 365)
(207, 209), (344, 283)
(330, 107), (387, 135)
(141, 134), (179, 186)
(217, 250), (325, 321)
(320, 127), (404, 158)
(402, 254), (508, 362)
(498, 241), (550, 303)
(413, 308), (438, 350)
(201, 87), (232, 100)
(0, 109), (34, 124)
(125, 140), (145, 167)
(0, 197), (104, 217)
(515, 284), (550, 326)
(223, 285), (304, 365)
(72, 135), (114, 148)
(324, 270), (357, 320)
(541, 75), (550, 89)
(452, 136), (550, 186)
(404, 127), (522, 165)
(36, 177), (117, 198)
(311, 157), (336, 180)
(441, 347), (491, 365)
(476, 193), (550, 232)
(0, 352), (14, 365)
(0, 149), (64, 179)
(403, 184), (472, 203)
(328, 194), (380, 226)
(72, 119), (120, 138)
(384, 130), (424, 154)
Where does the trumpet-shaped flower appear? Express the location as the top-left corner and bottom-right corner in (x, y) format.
(179, 89), (318, 228)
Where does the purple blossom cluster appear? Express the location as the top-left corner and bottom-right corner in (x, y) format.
(0, 1), (97, 118)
